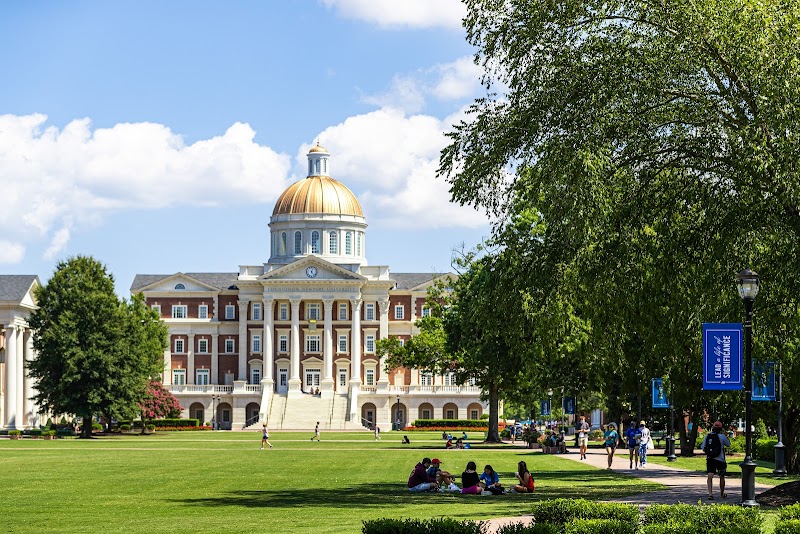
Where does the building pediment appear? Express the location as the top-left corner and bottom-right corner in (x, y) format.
(135, 273), (222, 293)
(260, 256), (365, 283)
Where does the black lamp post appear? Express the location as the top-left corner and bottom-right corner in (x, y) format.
(561, 387), (565, 434)
(736, 268), (760, 507)
(211, 394), (217, 431)
(547, 388), (553, 430)
(395, 395), (401, 430)
(773, 362), (786, 476)
(666, 399), (677, 461)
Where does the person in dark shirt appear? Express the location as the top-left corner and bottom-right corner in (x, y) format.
(461, 461), (481, 494)
(408, 457), (438, 492)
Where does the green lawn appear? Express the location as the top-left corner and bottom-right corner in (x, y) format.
(0, 431), (664, 533)
(644, 452), (800, 486)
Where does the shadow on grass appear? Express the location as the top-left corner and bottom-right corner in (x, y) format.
(173, 471), (657, 511)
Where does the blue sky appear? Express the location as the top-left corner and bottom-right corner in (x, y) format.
(0, 0), (494, 294)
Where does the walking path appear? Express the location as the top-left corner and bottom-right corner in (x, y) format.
(484, 447), (771, 532)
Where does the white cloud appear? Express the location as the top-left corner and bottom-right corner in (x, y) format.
(321, 0), (465, 29)
(362, 75), (426, 114)
(0, 114), (292, 263)
(303, 106), (489, 229)
(0, 241), (26, 264)
(432, 56), (483, 100)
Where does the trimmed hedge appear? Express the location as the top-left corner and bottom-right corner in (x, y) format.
(412, 419), (505, 430)
(641, 524), (759, 534)
(564, 519), (634, 534)
(643, 504), (760, 531)
(497, 524), (559, 534)
(775, 520), (800, 534)
(782, 504), (800, 520)
(362, 518), (483, 534)
(530, 499), (638, 525)
(132, 419), (199, 428)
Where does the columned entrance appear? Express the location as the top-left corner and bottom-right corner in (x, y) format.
(304, 368), (321, 392)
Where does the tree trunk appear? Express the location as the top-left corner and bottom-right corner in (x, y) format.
(141, 411), (147, 434)
(486, 383), (501, 442)
(783, 407), (799, 474)
(81, 414), (92, 439)
(678, 409), (699, 456)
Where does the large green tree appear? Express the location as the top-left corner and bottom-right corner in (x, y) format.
(28, 256), (167, 438)
(440, 0), (800, 471)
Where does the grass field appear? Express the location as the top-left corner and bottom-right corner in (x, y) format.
(0, 431), (665, 533)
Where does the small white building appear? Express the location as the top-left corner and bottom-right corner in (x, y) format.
(0, 275), (43, 430)
(131, 145), (486, 430)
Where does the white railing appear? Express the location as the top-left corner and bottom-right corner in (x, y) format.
(360, 385), (377, 393)
(388, 386), (409, 394)
(167, 385), (235, 394)
(385, 385), (480, 395)
(244, 385), (262, 393)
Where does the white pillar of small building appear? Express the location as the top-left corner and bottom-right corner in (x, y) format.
(23, 328), (36, 428)
(288, 298), (302, 396)
(260, 297), (275, 421)
(349, 298), (362, 421)
(237, 300), (249, 381)
(321, 299), (335, 397)
(16, 327), (24, 428)
(4, 326), (18, 429)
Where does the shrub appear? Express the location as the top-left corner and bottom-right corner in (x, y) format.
(754, 438), (778, 461)
(119, 424), (131, 432)
(643, 504), (760, 531)
(640, 524), (758, 534)
(589, 429), (604, 441)
(775, 520), (800, 534)
(8, 430), (22, 436)
(781, 504), (800, 521)
(497, 523), (559, 534)
(43, 430), (56, 438)
(55, 428), (75, 437)
(412, 419), (505, 430)
(564, 519), (634, 534)
(132, 419), (199, 428)
(146, 424), (156, 431)
(362, 518), (483, 534)
(29, 429), (43, 437)
(531, 499), (638, 525)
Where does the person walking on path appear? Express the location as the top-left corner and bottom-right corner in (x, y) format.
(701, 420), (731, 500)
(604, 423), (619, 470)
(260, 424), (273, 449)
(311, 421), (321, 441)
(577, 415), (590, 460)
(638, 421), (651, 468)
(374, 426), (381, 441)
(625, 421), (640, 469)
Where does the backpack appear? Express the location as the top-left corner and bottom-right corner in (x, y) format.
(704, 432), (722, 458)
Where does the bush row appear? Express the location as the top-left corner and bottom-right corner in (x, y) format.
(774, 521), (800, 534)
(131, 419), (199, 428)
(412, 419), (505, 430)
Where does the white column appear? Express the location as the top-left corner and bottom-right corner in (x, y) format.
(411, 296), (417, 322)
(4, 326), (18, 429)
(288, 298), (302, 395)
(349, 298), (362, 421)
(23, 329), (36, 428)
(377, 299), (390, 389)
(237, 300), (249, 381)
(16, 327), (24, 427)
(187, 334), (196, 385)
(211, 333), (219, 385)
(163, 347), (171, 384)
(260, 297), (275, 421)
(321, 299), (334, 396)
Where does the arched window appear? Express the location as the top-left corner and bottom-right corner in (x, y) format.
(280, 232), (287, 255)
(356, 233), (362, 256)
(329, 231), (338, 254)
(175, 283), (185, 290)
(308, 160), (313, 175)
(311, 231), (320, 254)
(294, 231), (302, 254)
(345, 231), (353, 255)
(322, 159), (327, 174)
(314, 160), (320, 174)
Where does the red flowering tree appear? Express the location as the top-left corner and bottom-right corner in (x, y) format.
(138, 381), (182, 434)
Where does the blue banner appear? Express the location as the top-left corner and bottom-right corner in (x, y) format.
(541, 400), (551, 416)
(752, 361), (776, 401)
(702, 323), (744, 390)
(564, 397), (576, 414)
(651, 378), (670, 408)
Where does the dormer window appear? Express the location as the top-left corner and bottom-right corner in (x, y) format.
(175, 283), (185, 290)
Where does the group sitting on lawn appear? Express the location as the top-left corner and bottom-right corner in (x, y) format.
(407, 457), (534, 495)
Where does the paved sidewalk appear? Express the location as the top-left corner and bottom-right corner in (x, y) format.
(483, 447), (771, 533)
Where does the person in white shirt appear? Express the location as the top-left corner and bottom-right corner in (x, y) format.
(637, 421), (651, 468)
(577, 415), (590, 460)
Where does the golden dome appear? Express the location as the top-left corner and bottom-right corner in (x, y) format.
(272, 176), (364, 217)
(308, 144), (328, 154)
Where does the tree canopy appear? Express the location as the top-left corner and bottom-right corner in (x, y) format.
(440, 0), (800, 471)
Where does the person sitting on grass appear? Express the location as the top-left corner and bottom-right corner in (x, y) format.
(402, 435), (411, 444)
(512, 460), (535, 493)
(461, 431), (468, 440)
(427, 458), (454, 486)
(456, 438), (465, 449)
(408, 457), (439, 492)
(479, 464), (504, 494)
(446, 437), (455, 449)
(460, 461), (481, 494)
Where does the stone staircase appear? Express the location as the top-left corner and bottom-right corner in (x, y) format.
(265, 393), (287, 429)
(246, 393), (364, 430)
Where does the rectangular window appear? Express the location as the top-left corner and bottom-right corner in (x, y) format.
(394, 305), (404, 319)
(306, 303), (320, 321)
(444, 372), (456, 386)
(421, 372), (433, 386)
(467, 377), (477, 386)
(151, 304), (161, 316)
(172, 305), (187, 319)
(345, 231), (352, 255)
(365, 334), (375, 353)
(279, 369), (288, 387)
(470, 409), (479, 420)
(365, 369), (375, 386)
(198, 338), (208, 353)
(196, 369), (209, 385)
(172, 369), (186, 385)
(306, 334), (320, 353)
(422, 306), (431, 317)
(338, 303), (347, 320)
(279, 303), (288, 321)
(365, 303), (375, 321)
(252, 334), (261, 353)
(225, 305), (235, 320)
(252, 303), (261, 321)
(398, 338), (405, 347)
(446, 409), (455, 419)
(278, 335), (288, 353)
(339, 370), (347, 387)
(225, 338), (235, 353)
(422, 409), (431, 419)
(174, 338), (185, 353)
(198, 305), (208, 319)
(338, 334), (347, 353)
(294, 231), (302, 254)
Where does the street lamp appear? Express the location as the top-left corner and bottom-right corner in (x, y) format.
(561, 387), (565, 434)
(736, 268), (760, 507)
(547, 388), (553, 430)
(395, 395), (401, 431)
(211, 394), (219, 431)
(773, 362), (787, 476)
